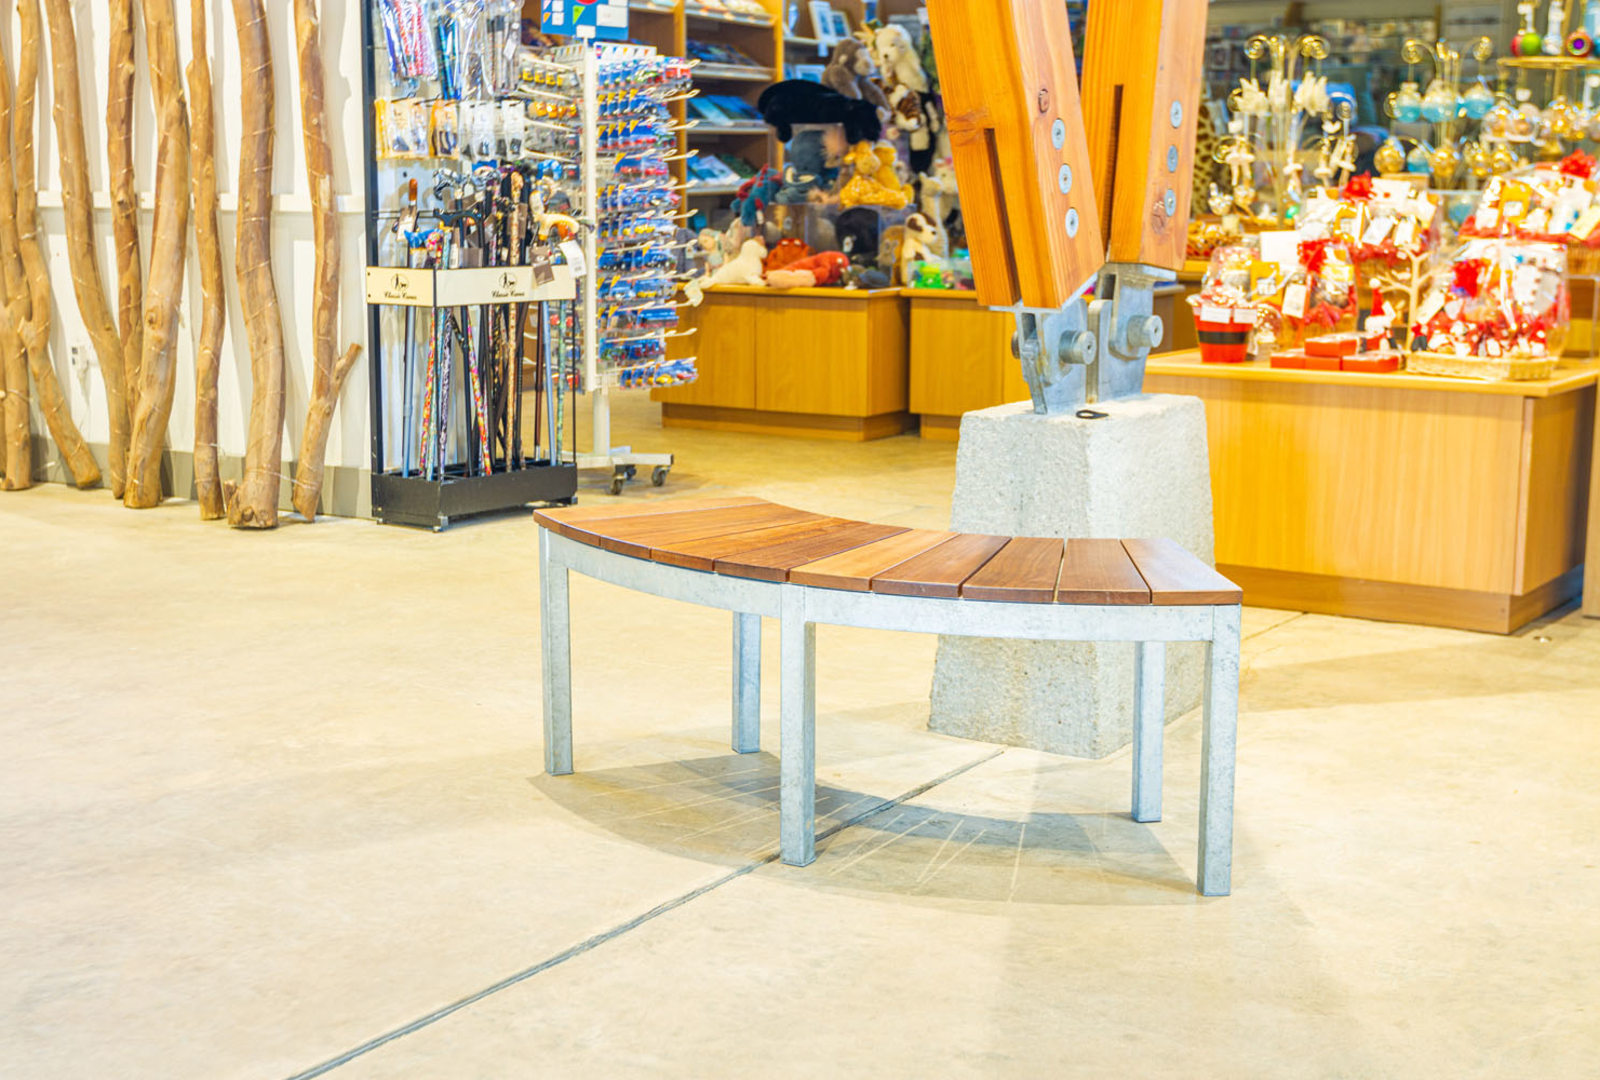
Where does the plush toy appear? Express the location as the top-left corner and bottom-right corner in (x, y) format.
(822, 38), (890, 116)
(696, 227), (731, 273)
(763, 237), (812, 274)
(775, 128), (834, 204)
(683, 237), (768, 306)
(757, 80), (882, 145)
(838, 141), (913, 210)
(834, 207), (881, 267)
(868, 25), (939, 174)
(896, 212), (943, 286)
(868, 25), (928, 93)
(766, 251), (849, 288)
(730, 165), (783, 227)
(529, 183), (579, 241)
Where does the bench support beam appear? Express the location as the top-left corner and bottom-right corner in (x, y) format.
(780, 588), (817, 866)
(733, 613), (762, 753)
(540, 529), (574, 776)
(1199, 604), (1241, 896)
(1133, 640), (1165, 823)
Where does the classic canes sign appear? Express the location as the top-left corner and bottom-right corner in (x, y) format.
(540, 0), (629, 41)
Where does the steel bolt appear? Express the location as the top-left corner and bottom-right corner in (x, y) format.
(1170, 100), (1184, 128)
(1126, 315), (1164, 351)
(1167, 145), (1180, 172)
(1065, 208), (1079, 237)
(1058, 164), (1073, 194)
(1164, 188), (1178, 216)
(1051, 118), (1066, 149)
(1062, 330), (1097, 365)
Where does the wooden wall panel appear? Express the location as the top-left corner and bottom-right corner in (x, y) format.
(654, 294), (757, 409)
(908, 297), (1007, 417)
(755, 296), (870, 416)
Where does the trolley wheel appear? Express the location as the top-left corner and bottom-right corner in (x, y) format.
(651, 466), (669, 487)
(624, 465), (638, 480)
(609, 468), (627, 496)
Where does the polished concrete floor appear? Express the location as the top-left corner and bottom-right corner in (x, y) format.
(3, 393), (1598, 1079)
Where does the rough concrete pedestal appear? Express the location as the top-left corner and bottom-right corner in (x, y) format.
(929, 394), (1215, 759)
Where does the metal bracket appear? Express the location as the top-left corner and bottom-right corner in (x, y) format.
(1007, 262), (1176, 413)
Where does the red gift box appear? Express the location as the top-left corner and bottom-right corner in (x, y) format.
(1270, 350), (1308, 369)
(1306, 332), (1361, 358)
(1304, 352), (1343, 371)
(1342, 349), (1403, 373)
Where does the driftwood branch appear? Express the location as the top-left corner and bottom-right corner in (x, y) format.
(44, 0), (129, 495)
(224, 0), (287, 529)
(15, 0), (97, 487)
(124, 0), (191, 508)
(0, 41), (33, 488)
(188, 0), (225, 518)
(108, 0), (143, 413)
(292, 0), (362, 521)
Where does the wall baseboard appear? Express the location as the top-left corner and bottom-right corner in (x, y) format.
(27, 436), (372, 519)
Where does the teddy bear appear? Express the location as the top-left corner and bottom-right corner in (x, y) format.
(821, 38), (890, 118)
(867, 25), (941, 174)
(765, 251), (850, 289)
(683, 237), (768, 306)
(837, 141), (913, 210)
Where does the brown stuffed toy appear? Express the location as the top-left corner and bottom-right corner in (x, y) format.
(822, 38), (890, 117)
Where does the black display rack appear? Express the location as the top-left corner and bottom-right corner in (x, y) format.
(359, 1), (580, 531)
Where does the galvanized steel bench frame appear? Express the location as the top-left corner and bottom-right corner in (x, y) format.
(539, 527), (1242, 896)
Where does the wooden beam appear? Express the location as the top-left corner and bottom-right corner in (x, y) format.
(1081, 0), (1207, 270)
(926, 0), (1104, 309)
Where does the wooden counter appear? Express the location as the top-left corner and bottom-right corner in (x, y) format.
(906, 285), (1196, 440)
(652, 285), (911, 440)
(1145, 352), (1599, 633)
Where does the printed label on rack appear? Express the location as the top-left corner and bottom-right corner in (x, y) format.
(559, 240), (589, 279)
(434, 266), (578, 306)
(364, 267), (434, 307)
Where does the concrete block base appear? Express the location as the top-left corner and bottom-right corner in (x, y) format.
(929, 395), (1215, 759)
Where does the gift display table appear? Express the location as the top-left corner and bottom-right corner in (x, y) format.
(1144, 352), (1599, 633)
(906, 286), (1195, 440)
(652, 285), (912, 441)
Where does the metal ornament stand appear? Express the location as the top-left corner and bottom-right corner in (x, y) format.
(554, 44), (683, 496)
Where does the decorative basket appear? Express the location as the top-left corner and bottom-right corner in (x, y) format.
(1406, 351), (1558, 381)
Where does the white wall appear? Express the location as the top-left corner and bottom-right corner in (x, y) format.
(16, 0), (370, 474)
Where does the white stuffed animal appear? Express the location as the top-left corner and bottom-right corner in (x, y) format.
(870, 25), (928, 94)
(683, 238), (768, 306)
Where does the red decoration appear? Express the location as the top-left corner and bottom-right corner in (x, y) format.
(1452, 258), (1487, 297)
(1560, 150), (1596, 179)
(1340, 174), (1374, 201)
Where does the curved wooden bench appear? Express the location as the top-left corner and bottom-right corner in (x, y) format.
(535, 497), (1243, 895)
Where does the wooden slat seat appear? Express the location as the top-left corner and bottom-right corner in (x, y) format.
(531, 498), (1241, 606)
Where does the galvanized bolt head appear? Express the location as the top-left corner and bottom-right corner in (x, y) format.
(1170, 100), (1184, 128)
(1061, 330), (1097, 365)
(1058, 164), (1073, 194)
(1051, 119), (1066, 149)
(1127, 314), (1165, 351)
(1167, 145), (1180, 172)
(1065, 208), (1079, 237)
(1163, 188), (1178, 216)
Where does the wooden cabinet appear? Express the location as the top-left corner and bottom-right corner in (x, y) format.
(1145, 352), (1599, 633)
(653, 286), (912, 440)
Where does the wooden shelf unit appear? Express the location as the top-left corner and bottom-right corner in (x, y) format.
(652, 285), (914, 440)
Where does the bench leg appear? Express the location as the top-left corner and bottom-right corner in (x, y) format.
(732, 613), (762, 754)
(1198, 605), (1242, 896)
(1132, 640), (1165, 823)
(779, 588), (816, 867)
(540, 531), (574, 776)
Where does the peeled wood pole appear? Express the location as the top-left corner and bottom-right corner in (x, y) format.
(44, 0), (129, 496)
(124, 0), (191, 508)
(188, 0), (225, 519)
(0, 44), (32, 488)
(108, 0), (143, 406)
(224, 0), (287, 529)
(15, 0), (97, 488)
(292, 0), (361, 521)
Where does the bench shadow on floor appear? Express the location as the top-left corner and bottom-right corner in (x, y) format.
(530, 751), (1201, 905)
